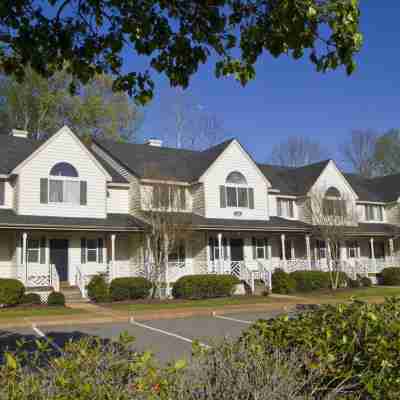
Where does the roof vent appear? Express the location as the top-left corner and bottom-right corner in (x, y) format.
(10, 129), (28, 139)
(145, 138), (162, 147)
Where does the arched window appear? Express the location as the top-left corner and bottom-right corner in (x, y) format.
(323, 187), (346, 217)
(226, 171), (247, 185)
(50, 162), (79, 177)
(220, 171), (254, 209)
(46, 162), (85, 205)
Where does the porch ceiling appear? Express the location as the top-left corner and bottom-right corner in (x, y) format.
(0, 210), (145, 232)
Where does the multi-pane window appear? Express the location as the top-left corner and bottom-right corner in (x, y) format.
(365, 205), (384, 221)
(252, 238), (268, 259)
(316, 240), (326, 259)
(322, 187), (346, 217)
(48, 162), (83, 204)
(27, 239), (40, 263)
(86, 239), (98, 262)
(346, 241), (358, 258)
(208, 237), (228, 260)
(220, 171), (254, 209)
(152, 185), (186, 210)
(277, 198), (294, 218)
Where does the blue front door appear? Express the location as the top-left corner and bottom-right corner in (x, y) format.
(50, 239), (69, 282)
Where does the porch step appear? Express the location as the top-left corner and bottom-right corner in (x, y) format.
(60, 286), (87, 303)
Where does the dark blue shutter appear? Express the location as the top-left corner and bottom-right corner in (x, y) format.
(248, 188), (254, 209)
(0, 181), (4, 205)
(81, 238), (87, 264)
(80, 181), (87, 205)
(40, 178), (48, 204)
(98, 238), (103, 263)
(220, 186), (226, 208)
(252, 237), (257, 259)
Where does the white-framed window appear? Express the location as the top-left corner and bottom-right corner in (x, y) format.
(277, 198), (294, 218)
(81, 238), (104, 264)
(151, 184), (186, 211)
(365, 205), (384, 221)
(220, 171), (254, 209)
(169, 241), (186, 262)
(47, 162), (84, 205)
(86, 239), (98, 262)
(316, 240), (326, 259)
(253, 238), (268, 259)
(346, 241), (358, 258)
(322, 187), (347, 217)
(27, 239), (40, 263)
(208, 237), (228, 260)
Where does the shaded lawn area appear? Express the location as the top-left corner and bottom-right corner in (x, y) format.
(104, 295), (285, 312)
(302, 286), (400, 303)
(0, 306), (87, 319)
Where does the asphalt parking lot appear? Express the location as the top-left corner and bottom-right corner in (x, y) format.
(0, 310), (283, 363)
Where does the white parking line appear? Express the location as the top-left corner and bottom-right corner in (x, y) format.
(129, 317), (210, 348)
(212, 313), (253, 325)
(32, 324), (64, 354)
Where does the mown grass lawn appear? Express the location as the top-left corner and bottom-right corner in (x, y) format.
(0, 306), (87, 319)
(302, 286), (400, 303)
(105, 295), (284, 312)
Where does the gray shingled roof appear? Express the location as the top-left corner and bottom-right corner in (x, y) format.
(258, 160), (330, 196)
(93, 138), (235, 181)
(0, 210), (145, 231)
(0, 134), (127, 183)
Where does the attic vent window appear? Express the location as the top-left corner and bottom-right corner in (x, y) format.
(50, 162), (79, 177)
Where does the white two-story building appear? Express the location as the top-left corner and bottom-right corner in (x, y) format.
(0, 126), (399, 298)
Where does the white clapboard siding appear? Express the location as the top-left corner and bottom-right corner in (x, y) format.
(16, 130), (108, 218)
(200, 141), (269, 220)
(107, 187), (130, 214)
(0, 181), (15, 210)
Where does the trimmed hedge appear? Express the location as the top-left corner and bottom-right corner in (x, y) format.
(271, 269), (296, 294)
(360, 276), (372, 287)
(20, 293), (42, 305)
(172, 274), (240, 299)
(290, 270), (330, 292)
(381, 267), (400, 286)
(0, 279), (25, 306)
(87, 275), (109, 303)
(109, 277), (152, 301)
(47, 292), (65, 307)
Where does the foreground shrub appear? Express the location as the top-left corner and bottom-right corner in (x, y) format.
(110, 277), (152, 301)
(381, 267), (400, 285)
(87, 274), (109, 302)
(172, 274), (240, 299)
(47, 291), (65, 306)
(20, 293), (41, 305)
(0, 279), (25, 306)
(360, 276), (372, 287)
(0, 334), (346, 399)
(242, 297), (400, 399)
(271, 269), (295, 294)
(290, 271), (331, 292)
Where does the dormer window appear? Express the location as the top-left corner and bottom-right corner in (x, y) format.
(40, 162), (87, 205)
(220, 171), (254, 209)
(365, 205), (384, 221)
(322, 187), (346, 217)
(277, 198), (295, 218)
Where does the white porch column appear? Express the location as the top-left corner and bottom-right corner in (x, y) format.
(305, 235), (311, 270)
(370, 237), (375, 271)
(22, 232), (28, 284)
(111, 234), (116, 280)
(290, 239), (295, 260)
(280, 234), (286, 270)
(217, 233), (223, 274)
(389, 237), (394, 264)
(267, 240), (272, 266)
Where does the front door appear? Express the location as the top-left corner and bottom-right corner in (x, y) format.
(50, 239), (69, 282)
(230, 239), (244, 262)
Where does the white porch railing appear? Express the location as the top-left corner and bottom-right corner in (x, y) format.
(16, 264), (55, 288)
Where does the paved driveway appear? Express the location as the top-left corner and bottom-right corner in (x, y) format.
(0, 310), (282, 363)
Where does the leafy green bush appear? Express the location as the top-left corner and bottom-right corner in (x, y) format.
(242, 298), (400, 399)
(20, 293), (42, 305)
(290, 271), (330, 292)
(172, 274), (240, 299)
(360, 276), (372, 287)
(87, 274), (109, 302)
(0, 278), (25, 306)
(271, 269), (295, 294)
(47, 291), (65, 307)
(381, 267), (400, 285)
(110, 277), (152, 301)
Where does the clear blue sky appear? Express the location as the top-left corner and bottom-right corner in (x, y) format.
(134, 2), (399, 168)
